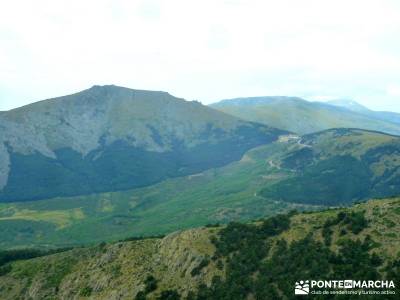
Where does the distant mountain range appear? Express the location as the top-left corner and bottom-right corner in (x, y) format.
(328, 98), (400, 124)
(211, 96), (400, 135)
(0, 85), (284, 202)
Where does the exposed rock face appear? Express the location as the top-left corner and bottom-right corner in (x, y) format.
(0, 85), (284, 202)
(0, 116), (55, 190)
(0, 142), (10, 190)
(0, 227), (223, 300)
(2, 85), (237, 156)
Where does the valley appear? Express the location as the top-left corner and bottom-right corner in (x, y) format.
(1, 126), (400, 249)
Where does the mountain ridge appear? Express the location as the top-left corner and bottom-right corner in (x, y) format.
(0, 85), (285, 202)
(211, 96), (400, 135)
(327, 98), (370, 112)
(211, 96), (307, 107)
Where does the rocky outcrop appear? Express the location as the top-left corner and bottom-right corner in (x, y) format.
(0, 227), (223, 300)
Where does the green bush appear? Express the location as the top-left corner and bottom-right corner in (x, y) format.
(156, 289), (181, 300)
(322, 225), (333, 246)
(144, 275), (157, 294)
(191, 257), (210, 277)
(0, 264), (12, 276)
(260, 214), (290, 236)
(135, 291), (147, 300)
(343, 211), (368, 234)
(79, 286), (93, 297)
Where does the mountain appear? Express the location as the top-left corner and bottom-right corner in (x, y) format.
(328, 99), (400, 125)
(0, 85), (284, 202)
(210, 96), (400, 135)
(2, 128), (400, 249)
(327, 99), (370, 112)
(372, 111), (400, 125)
(1, 197), (399, 299)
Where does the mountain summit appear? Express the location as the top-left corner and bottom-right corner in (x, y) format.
(327, 99), (370, 112)
(0, 85), (284, 202)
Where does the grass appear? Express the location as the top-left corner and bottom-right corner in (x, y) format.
(0, 208), (84, 229)
(305, 129), (398, 158)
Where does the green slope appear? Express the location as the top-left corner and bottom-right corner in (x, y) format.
(2, 128), (400, 249)
(211, 96), (400, 135)
(1, 198), (399, 299)
(260, 128), (400, 205)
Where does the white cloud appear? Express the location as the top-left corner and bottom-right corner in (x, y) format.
(0, 0), (400, 111)
(387, 84), (400, 97)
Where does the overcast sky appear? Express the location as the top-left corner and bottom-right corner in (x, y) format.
(1, 0), (400, 111)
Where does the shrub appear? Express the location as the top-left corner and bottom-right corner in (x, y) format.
(344, 211), (368, 234)
(191, 257), (210, 277)
(260, 214), (291, 236)
(144, 275), (157, 293)
(135, 291), (146, 300)
(0, 264), (12, 276)
(156, 289), (180, 300)
(79, 286), (93, 297)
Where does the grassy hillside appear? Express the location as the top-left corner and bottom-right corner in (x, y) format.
(260, 128), (400, 205)
(211, 96), (400, 135)
(1, 128), (400, 249)
(1, 198), (399, 299)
